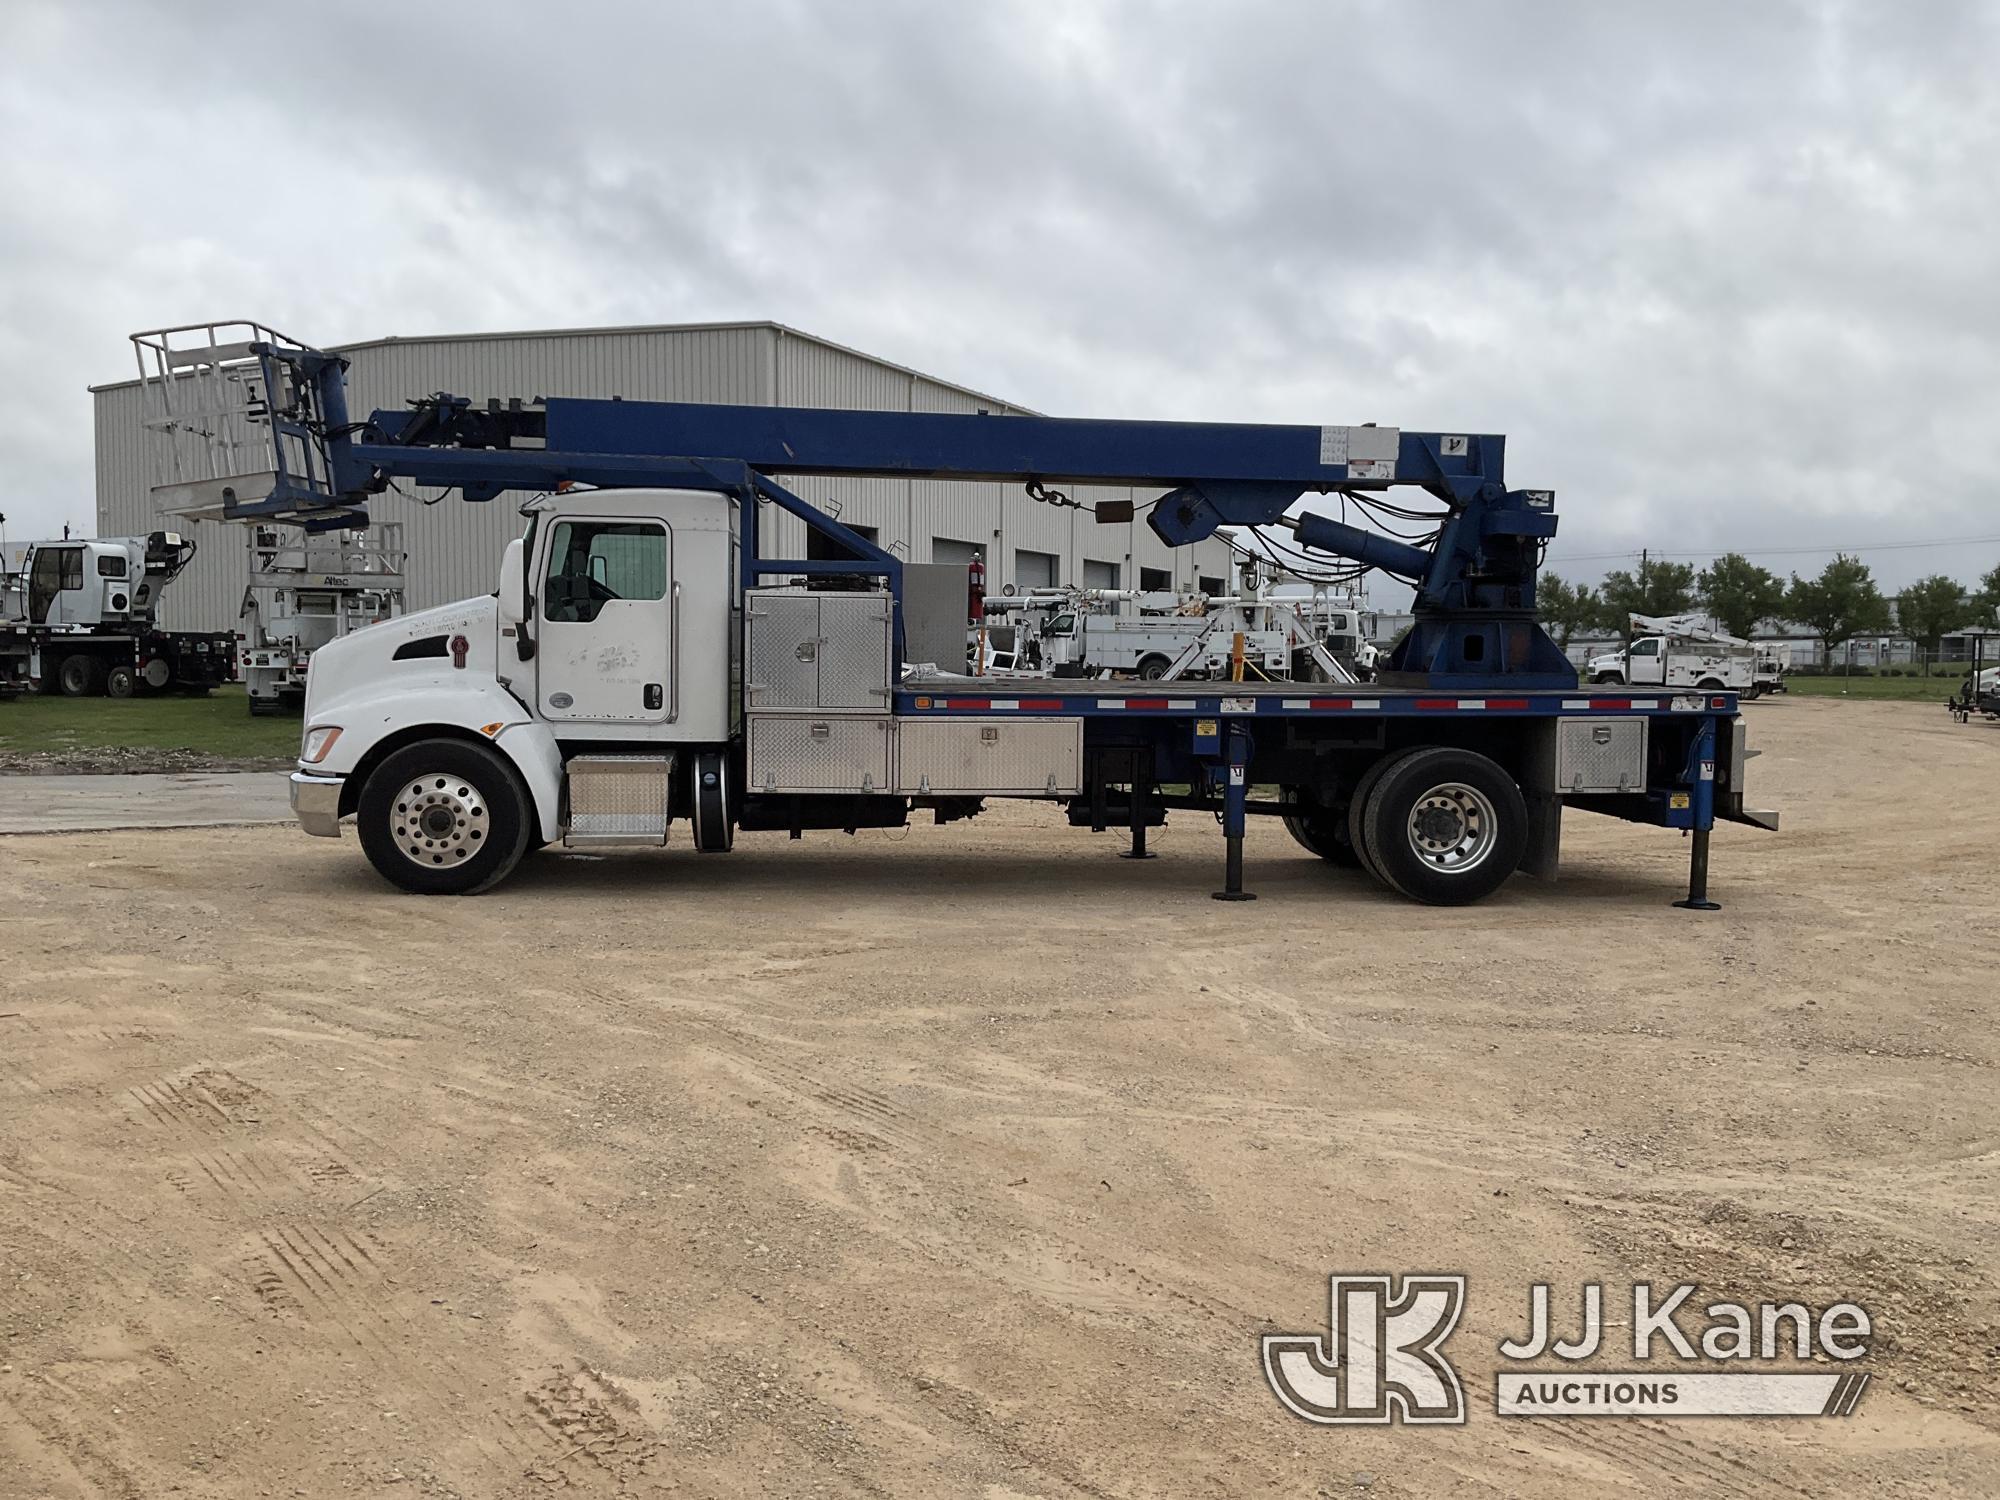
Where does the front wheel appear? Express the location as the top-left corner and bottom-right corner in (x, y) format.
(104, 663), (137, 699)
(1360, 747), (1527, 906)
(357, 739), (533, 895)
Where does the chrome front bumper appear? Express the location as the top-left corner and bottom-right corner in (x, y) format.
(289, 771), (345, 838)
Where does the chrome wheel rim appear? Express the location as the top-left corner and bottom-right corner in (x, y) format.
(391, 771), (487, 868)
(1405, 781), (1498, 873)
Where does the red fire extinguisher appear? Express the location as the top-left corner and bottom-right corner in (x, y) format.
(968, 551), (986, 624)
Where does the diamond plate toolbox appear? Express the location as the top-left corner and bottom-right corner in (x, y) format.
(743, 589), (891, 713)
(747, 714), (894, 794)
(896, 717), (1082, 795)
(1554, 716), (1647, 793)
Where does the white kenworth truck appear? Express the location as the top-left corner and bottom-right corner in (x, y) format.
(133, 323), (1776, 909)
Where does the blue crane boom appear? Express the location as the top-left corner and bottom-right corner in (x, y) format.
(234, 339), (1572, 689)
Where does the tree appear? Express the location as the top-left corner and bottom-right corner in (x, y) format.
(1784, 554), (1891, 666)
(1538, 573), (1603, 650)
(1897, 574), (1975, 672)
(1977, 563), (2000, 616)
(1599, 556), (1698, 632)
(1697, 552), (1786, 641)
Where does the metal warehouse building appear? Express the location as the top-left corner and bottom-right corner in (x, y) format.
(92, 321), (1235, 633)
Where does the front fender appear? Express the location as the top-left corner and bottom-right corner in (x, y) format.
(307, 678), (563, 842)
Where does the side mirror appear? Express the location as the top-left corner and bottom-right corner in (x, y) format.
(497, 539), (527, 625)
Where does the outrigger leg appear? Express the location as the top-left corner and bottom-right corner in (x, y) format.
(1121, 780), (1157, 860)
(1673, 717), (1721, 912)
(1213, 726), (1256, 902)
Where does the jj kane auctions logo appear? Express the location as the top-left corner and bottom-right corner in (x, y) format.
(1263, 1275), (1872, 1424)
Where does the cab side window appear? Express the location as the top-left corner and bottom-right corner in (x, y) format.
(543, 521), (667, 624)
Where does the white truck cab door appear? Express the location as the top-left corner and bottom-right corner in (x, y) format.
(1628, 636), (1666, 685)
(535, 517), (673, 723)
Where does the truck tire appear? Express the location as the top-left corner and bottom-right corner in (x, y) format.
(1281, 786), (1358, 867)
(104, 663), (137, 699)
(1361, 746), (1527, 906)
(56, 654), (102, 697)
(357, 739), (533, 895)
(1696, 677), (1724, 691)
(1593, 672), (1625, 686)
(1345, 748), (1424, 886)
(1136, 654), (1172, 681)
(691, 749), (734, 853)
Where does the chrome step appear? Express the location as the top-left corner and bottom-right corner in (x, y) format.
(564, 754), (674, 847)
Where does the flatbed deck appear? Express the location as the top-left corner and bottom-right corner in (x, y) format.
(897, 677), (1734, 718)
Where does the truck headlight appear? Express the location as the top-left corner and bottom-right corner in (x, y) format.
(301, 726), (343, 764)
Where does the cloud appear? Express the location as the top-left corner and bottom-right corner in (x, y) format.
(2, 0), (1995, 595)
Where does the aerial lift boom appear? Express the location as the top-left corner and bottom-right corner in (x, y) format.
(156, 330), (1570, 691)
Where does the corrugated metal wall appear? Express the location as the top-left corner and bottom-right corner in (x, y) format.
(93, 323), (1232, 630)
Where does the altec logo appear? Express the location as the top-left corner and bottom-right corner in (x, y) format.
(1264, 1275), (1872, 1425)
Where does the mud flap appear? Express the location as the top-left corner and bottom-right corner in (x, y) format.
(1518, 719), (1561, 880)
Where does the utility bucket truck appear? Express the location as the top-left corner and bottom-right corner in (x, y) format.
(131, 323), (1777, 908)
(983, 578), (1368, 683)
(1588, 614), (1761, 696)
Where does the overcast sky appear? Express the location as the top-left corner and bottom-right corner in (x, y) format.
(3, 0), (1995, 596)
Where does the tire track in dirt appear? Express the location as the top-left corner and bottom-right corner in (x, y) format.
(709, 1028), (1273, 1370)
(234, 1219), (552, 1483)
(520, 1363), (663, 1488)
(1525, 1414), (1818, 1498)
(0, 1394), (149, 1500)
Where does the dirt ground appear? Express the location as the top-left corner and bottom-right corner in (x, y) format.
(1, 698), (1996, 1498)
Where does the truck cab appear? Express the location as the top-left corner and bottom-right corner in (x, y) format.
(1589, 635), (1663, 685)
(7, 536), (162, 629)
(293, 489), (747, 889)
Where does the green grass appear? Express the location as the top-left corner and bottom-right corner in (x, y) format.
(0, 686), (302, 762)
(1779, 674), (1961, 702)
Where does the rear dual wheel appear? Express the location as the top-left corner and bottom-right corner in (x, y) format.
(1348, 747), (1527, 905)
(56, 654), (104, 697)
(1281, 786), (1360, 868)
